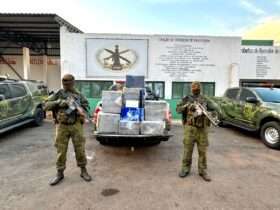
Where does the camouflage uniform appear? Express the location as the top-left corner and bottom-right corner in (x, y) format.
(45, 74), (92, 185)
(176, 82), (212, 181)
(45, 89), (89, 171)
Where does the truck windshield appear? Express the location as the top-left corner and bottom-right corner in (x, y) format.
(255, 88), (280, 103)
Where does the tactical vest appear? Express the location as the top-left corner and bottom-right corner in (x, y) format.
(184, 95), (210, 128)
(55, 90), (80, 125)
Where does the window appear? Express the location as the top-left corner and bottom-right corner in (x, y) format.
(75, 81), (113, 98)
(10, 84), (27, 98)
(239, 89), (256, 101)
(172, 82), (191, 99)
(202, 83), (215, 97)
(27, 83), (37, 95)
(225, 89), (239, 100)
(145, 82), (165, 99)
(0, 84), (11, 99)
(254, 88), (280, 103)
(26, 82), (48, 96)
(172, 82), (215, 99)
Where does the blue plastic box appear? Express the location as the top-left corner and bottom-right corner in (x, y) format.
(121, 107), (144, 121)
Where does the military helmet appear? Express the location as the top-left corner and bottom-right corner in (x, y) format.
(191, 81), (201, 88)
(62, 74), (75, 83)
(191, 81), (201, 95)
(62, 74), (75, 91)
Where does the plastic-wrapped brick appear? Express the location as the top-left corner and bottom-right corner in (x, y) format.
(144, 100), (167, 121)
(119, 121), (140, 135)
(123, 88), (142, 101)
(140, 121), (165, 135)
(102, 91), (123, 114)
(97, 112), (120, 134)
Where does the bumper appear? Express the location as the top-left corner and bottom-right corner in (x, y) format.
(93, 133), (172, 141)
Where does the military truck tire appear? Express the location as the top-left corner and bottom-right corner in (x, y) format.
(217, 113), (227, 127)
(33, 107), (44, 126)
(260, 121), (280, 149)
(218, 120), (226, 127)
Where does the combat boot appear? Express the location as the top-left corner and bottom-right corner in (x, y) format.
(178, 170), (190, 178)
(199, 172), (211, 182)
(80, 167), (92, 182)
(49, 170), (64, 186)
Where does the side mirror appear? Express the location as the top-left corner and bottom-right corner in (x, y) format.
(0, 95), (5, 101)
(246, 97), (259, 104)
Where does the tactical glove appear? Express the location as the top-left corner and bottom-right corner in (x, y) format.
(57, 99), (68, 108)
(189, 104), (196, 112)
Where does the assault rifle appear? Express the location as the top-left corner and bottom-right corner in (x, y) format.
(182, 100), (220, 127)
(65, 95), (89, 122)
(193, 101), (220, 127)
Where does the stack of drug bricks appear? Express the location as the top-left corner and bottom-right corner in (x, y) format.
(97, 90), (122, 134)
(97, 76), (168, 136)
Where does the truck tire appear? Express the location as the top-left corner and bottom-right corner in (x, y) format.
(217, 113), (227, 127)
(33, 107), (44, 126)
(260, 121), (280, 149)
(218, 120), (225, 127)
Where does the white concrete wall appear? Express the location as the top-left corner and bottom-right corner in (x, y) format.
(60, 29), (242, 98)
(0, 56), (22, 79)
(60, 26), (87, 79)
(148, 35), (241, 97)
(0, 55), (61, 91)
(240, 46), (280, 80)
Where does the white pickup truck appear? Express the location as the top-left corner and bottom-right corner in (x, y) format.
(92, 88), (172, 145)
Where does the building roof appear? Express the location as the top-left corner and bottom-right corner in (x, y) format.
(243, 18), (280, 46)
(0, 13), (83, 55)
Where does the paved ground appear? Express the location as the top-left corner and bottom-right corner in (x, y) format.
(0, 121), (280, 210)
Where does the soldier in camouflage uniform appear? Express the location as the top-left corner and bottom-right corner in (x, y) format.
(44, 74), (92, 186)
(176, 81), (212, 182)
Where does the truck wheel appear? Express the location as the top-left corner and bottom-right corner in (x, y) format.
(217, 113), (227, 127)
(218, 120), (227, 127)
(260, 121), (280, 149)
(33, 107), (44, 126)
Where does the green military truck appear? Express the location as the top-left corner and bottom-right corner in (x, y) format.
(211, 87), (280, 149)
(0, 77), (48, 134)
